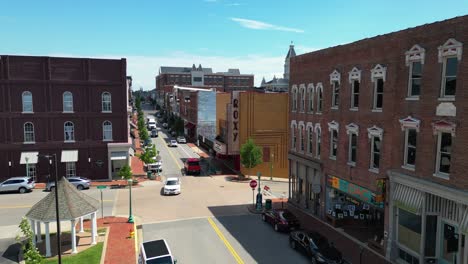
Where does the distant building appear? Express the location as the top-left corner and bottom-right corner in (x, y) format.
(156, 64), (254, 94)
(260, 44), (296, 92)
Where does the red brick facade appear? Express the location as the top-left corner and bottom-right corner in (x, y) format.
(288, 15), (468, 263)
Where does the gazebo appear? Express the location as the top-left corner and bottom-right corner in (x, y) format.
(25, 177), (100, 256)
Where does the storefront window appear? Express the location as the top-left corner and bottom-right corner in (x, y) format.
(398, 208), (421, 254)
(425, 215), (437, 257)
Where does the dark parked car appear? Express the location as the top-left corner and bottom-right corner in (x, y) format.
(289, 231), (344, 264)
(262, 209), (300, 232)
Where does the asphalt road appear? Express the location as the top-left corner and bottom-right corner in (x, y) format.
(142, 214), (309, 264)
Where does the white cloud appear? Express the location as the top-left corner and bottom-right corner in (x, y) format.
(230, 17), (304, 33)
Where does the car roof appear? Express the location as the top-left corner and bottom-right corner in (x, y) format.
(187, 158), (200, 162)
(6, 177), (28, 180)
(142, 239), (170, 259)
(166, 177), (179, 181)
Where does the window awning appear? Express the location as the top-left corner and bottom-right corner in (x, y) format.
(393, 183), (423, 214)
(61, 150), (78, 163)
(20, 152), (39, 164)
(111, 151), (128, 160)
(461, 207), (468, 234)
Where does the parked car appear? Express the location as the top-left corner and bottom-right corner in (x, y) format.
(139, 239), (177, 264)
(162, 123), (168, 128)
(177, 136), (186, 144)
(262, 209), (300, 232)
(151, 129), (158, 138)
(169, 139), (178, 147)
(184, 158), (201, 175)
(289, 231), (344, 264)
(46, 177), (90, 191)
(142, 138), (152, 147)
(0, 177), (35, 193)
(147, 118), (157, 130)
(147, 161), (163, 173)
(163, 177), (181, 195)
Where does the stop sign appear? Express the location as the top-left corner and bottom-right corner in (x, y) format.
(249, 180), (257, 189)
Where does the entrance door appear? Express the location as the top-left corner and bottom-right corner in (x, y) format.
(440, 221), (459, 264)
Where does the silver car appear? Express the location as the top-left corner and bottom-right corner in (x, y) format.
(46, 177), (90, 191)
(0, 177), (35, 193)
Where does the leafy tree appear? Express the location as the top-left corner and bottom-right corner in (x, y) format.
(139, 127), (149, 142)
(16, 217), (43, 263)
(240, 138), (263, 179)
(118, 164), (133, 180)
(138, 144), (157, 165)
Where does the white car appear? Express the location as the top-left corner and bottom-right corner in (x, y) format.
(176, 136), (186, 144)
(163, 177), (181, 195)
(169, 139), (178, 147)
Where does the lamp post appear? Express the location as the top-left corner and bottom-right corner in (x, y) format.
(128, 179), (134, 223)
(25, 157), (29, 179)
(256, 172), (263, 211)
(37, 154), (61, 264)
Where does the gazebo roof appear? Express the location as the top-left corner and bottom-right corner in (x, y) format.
(26, 177), (99, 222)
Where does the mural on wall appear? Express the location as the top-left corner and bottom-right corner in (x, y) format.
(197, 91), (217, 140)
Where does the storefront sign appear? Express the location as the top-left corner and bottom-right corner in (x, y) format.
(327, 175), (384, 208)
(227, 91), (241, 154)
(214, 140), (227, 154)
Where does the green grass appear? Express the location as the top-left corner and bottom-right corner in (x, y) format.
(42, 242), (104, 264)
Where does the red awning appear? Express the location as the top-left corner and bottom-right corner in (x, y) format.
(185, 123), (196, 129)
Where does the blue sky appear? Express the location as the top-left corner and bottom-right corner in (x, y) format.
(2, 0), (468, 89)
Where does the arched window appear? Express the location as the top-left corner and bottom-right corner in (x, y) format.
(300, 84), (306, 112)
(299, 122), (305, 152)
(22, 91), (33, 112)
(64, 121), (75, 142)
(307, 84), (314, 113)
(103, 121), (113, 141)
(63, 91), (73, 112)
(102, 92), (112, 112)
(316, 83), (323, 113)
(315, 124), (321, 158)
(291, 85), (298, 111)
(307, 123), (314, 155)
(24, 122), (35, 143)
(291, 120), (297, 150)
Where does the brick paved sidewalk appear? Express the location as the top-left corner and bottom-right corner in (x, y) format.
(83, 216), (136, 264)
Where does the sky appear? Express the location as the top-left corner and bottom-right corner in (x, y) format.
(2, 0), (468, 90)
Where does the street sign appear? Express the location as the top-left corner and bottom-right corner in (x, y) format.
(249, 180), (257, 189)
(97, 185), (107, 189)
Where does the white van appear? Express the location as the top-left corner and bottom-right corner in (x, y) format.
(138, 239), (177, 264)
(147, 118), (157, 130)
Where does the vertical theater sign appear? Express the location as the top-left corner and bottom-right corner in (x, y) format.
(227, 91), (240, 154)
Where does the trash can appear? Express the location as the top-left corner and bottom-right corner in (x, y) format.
(147, 171), (155, 180)
(265, 199), (272, 210)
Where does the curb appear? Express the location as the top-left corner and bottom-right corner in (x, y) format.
(246, 205), (265, 215)
(99, 226), (110, 264)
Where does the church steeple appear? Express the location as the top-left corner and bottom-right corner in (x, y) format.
(261, 77), (266, 87)
(284, 42), (296, 80)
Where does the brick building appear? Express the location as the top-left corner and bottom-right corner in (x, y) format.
(289, 16), (468, 263)
(214, 91), (289, 178)
(0, 55), (132, 182)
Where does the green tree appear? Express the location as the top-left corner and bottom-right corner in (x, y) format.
(139, 127), (149, 142)
(240, 138), (263, 179)
(118, 164), (133, 180)
(138, 144), (157, 165)
(16, 217), (43, 263)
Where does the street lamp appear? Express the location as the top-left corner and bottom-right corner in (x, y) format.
(256, 172), (263, 211)
(37, 153), (61, 264)
(127, 179), (134, 223)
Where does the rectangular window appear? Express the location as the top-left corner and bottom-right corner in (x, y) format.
(330, 130), (338, 159)
(317, 89), (323, 113)
(263, 147), (270, 162)
(308, 128), (313, 154)
(371, 136), (381, 170)
(309, 183), (313, 200)
(436, 132), (452, 175)
(292, 129), (297, 150)
(299, 178), (303, 194)
(441, 57), (458, 97)
(300, 129), (305, 152)
(373, 78), (384, 110)
(332, 81), (340, 108)
(193, 77), (202, 82)
(351, 80), (359, 109)
(66, 162), (76, 177)
(408, 61), (422, 97)
(349, 133), (357, 165)
(404, 129), (417, 167)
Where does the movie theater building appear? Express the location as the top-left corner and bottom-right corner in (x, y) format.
(215, 91), (289, 178)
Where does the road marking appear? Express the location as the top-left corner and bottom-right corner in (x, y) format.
(159, 135), (183, 170)
(207, 217), (245, 264)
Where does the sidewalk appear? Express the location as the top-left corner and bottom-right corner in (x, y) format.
(187, 143), (209, 158)
(83, 216), (136, 264)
